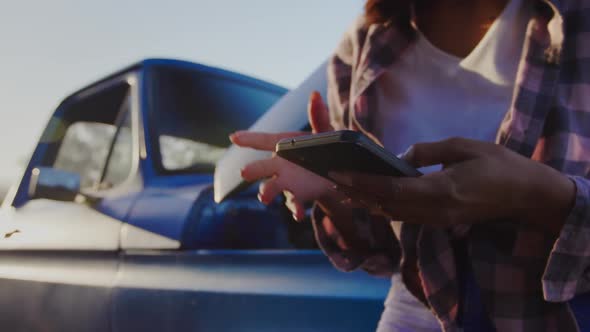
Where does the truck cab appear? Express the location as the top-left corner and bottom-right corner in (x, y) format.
(3, 58), (295, 249)
(0, 59), (389, 332)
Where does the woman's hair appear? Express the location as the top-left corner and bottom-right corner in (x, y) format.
(364, 0), (413, 26)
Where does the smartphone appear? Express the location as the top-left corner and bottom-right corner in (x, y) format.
(275, 130), (422, 180)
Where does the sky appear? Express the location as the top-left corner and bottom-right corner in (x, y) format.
(0, 0), (362, 191)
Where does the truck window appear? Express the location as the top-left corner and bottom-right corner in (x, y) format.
(52, 84), (133, 191)
(54, 122), (117, 189)
(149, 66), (285, 173)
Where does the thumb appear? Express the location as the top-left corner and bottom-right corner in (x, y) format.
(402, 138), (481, 168)
(308, 91), (333, 134)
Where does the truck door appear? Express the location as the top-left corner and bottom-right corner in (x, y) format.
(114, 193), (390, 332)
(111, 63), (390, 332)
(0, 74), (142, 332)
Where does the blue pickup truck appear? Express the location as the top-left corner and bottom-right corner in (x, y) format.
(0, 59), (389, 331)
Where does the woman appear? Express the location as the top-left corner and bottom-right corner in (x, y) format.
(230, 0), (590, 330)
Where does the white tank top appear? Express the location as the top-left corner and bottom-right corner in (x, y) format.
(373, 0), (533, 331)
(373, 0), (532, 159)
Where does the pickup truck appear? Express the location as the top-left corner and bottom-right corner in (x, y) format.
(0, 58), (389, 332)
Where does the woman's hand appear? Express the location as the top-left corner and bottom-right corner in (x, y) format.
(330, 137), (575, 233)
(230, 92), (338, 221)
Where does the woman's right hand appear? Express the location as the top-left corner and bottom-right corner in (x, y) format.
(229, 92), (337, 221)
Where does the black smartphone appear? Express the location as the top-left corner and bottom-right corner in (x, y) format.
(275, 130), (422, 180)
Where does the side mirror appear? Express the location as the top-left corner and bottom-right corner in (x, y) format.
(28, 167), (81, 202)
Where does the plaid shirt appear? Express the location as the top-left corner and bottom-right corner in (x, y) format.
(312, 1), (590, 331)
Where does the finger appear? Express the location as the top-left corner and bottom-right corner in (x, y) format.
(334, 184), (403, 220)
(334, 184), (384, 212)
(334, 183), (441, 223)
(284, 191), (306, 221)
(230, 131), (308, 151)
(258, 178), (283, 205)
(401, 137), (486, 168)
(241, 158), (280, 182)
(307, 91), (333, 133)
(329, 171), (432, 202)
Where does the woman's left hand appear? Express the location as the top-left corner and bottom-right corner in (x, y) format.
(330, 137), (575, 233)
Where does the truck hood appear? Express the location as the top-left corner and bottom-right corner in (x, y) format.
(214, 61), (328, 203)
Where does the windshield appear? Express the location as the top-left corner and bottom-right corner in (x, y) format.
(148, 65), (286, 173)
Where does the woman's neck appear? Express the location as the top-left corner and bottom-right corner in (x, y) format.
(413, 0), (510, 58)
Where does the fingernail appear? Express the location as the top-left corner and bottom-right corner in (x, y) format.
(311, 90), (320, 101)
(240, 168), (249, 180)
(308, 92), (317, 110)
(229, 131), (245, 142)
(328, 172), (352, 186)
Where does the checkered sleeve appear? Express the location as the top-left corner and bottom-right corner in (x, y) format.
(543, 176), (590, 301)
(310, 17), (400, 276)
(311, 203), (400, 276)
(326, 15), (370, 131)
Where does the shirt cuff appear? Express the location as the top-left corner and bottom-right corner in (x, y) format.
(311, 202), (398, 276)
(543, 175), (590, 301)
